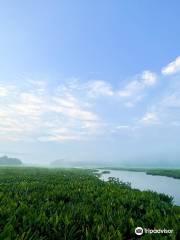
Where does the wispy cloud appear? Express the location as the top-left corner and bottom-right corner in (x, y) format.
(118, 70), (157, 107)
(140, 112), (160, 125)
(0, 86), (9, 97)
(138, 79), (180, 127)
(160, 92), (180, 108)
(0, 80), (103, 142)
(162, 56), (180, 75)
(49, 95), (97, 122)
(116, 125), (131, 129)
(0, 84), (15, 97)
(85, 80), (114, 97)
(141, 71), (157, 86)
(1, 56), (180, 142)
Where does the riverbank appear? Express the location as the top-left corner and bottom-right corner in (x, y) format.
(99, 169), (180, 205)
(99, 167), (180, 179)
(146, 169), (180, 179)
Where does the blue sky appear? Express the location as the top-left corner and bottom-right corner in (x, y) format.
(0, 1), (180, 166)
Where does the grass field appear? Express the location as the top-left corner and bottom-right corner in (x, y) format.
(0, 167), (179, 239)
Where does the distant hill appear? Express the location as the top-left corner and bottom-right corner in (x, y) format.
(50, 159), (66, 166)
(0, 156), (22, 165)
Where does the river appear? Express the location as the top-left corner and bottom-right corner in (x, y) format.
(100, 170), (180, 205)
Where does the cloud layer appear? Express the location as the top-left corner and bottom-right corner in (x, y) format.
(1, 56), (180, 142)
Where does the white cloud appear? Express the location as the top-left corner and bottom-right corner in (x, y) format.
(118, 70), (157, 98)
(11, 93), (44, 117)
(116, 125), (131, 129)
(39, 134), (81, 142)
(86, 80), (114, 97)
(118, 80), (143, 97)
(140, 112), (159, 125)
(118, 70), (156, 106)
(0, 86), (9, 97)
(0, 71), (158, 141)
(139, 87), (180, 128)
(50, 95), (98, 122)
(161, 56), (180, 75)
(0, 81), (103, 142)
(142, 70), (156, 86)
(3, 57), (180, 142)
(27, 79), (46, 87)
(161, 92), (180, 108)
(0, 84), (14, 97)
(38, 126), (83, 142)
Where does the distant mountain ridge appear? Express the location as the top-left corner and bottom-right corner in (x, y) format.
(0, 156), (22, 165)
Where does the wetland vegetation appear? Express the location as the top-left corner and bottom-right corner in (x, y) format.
(0, 167), (179, 239)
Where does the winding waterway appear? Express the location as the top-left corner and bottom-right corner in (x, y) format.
(100, 170), (180, 205)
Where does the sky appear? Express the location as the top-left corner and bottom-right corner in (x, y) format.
(0, 0), (180, 166)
